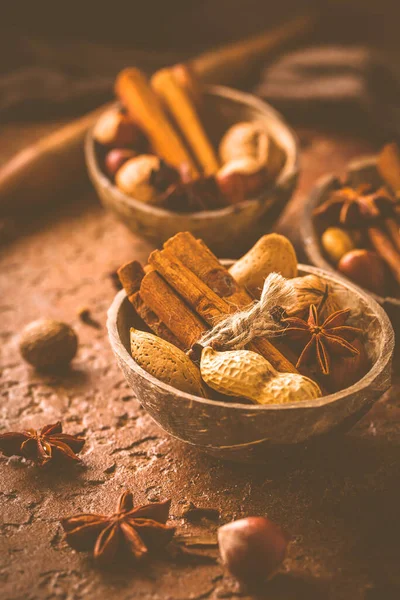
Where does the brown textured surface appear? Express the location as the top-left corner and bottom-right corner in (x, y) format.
(2, 125), (400, 600)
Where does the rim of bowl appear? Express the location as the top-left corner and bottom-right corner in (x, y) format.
(302, 156), (400, 308)
(107, 263), (394, 412)
(85, 84), (299, 221)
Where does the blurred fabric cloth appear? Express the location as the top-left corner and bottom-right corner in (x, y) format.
(255, 46), (400, 139)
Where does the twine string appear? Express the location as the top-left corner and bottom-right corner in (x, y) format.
(199, 272), (297, 351)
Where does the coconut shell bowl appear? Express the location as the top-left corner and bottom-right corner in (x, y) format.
(302, 153), (400, 327)
(85, 85), (298, 256)
(107, 261), (394, 464)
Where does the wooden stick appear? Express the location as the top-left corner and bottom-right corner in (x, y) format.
(151, 68), (219, 175)
(149, 247), (297, 373)
(117, 260), (184, 348)
(190, 14), (316, 86)
(115, 68), (198, 176)
(140, 270), (207, 349)
(368, 227), (400, 286)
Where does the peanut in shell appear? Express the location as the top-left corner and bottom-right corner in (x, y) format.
(229, 234), (298, 298)
(200, 347), (321, 405)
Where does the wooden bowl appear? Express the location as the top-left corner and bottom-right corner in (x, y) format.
(85, 85), (299, 256)
(107, 263), (394, 463)
(302, 155), (400, 326)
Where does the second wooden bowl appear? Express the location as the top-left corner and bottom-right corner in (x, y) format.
(302, 156), (400, 326)
(107, 263), (394, 463)
(85, 85), (299, 256)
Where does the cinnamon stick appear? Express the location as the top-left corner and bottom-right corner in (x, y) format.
(164, 232), (250, 306)
(140, 270), (207, 349)
(377, 143), (400, 194)
(368, 226), (400, 286)
(118, 260), (146, 302)
(171, 64), (203, 111)
(115, 68), (198, 176)
(151, 67), (219, 175)
(117, 260), (184, 348)
(149, 247), (297, 373)
(385, 218), (400, 254)
(130, 293), (184, 350)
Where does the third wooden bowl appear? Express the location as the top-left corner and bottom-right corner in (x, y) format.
(107, 263), (394, 463)
(302, 155), (400, 326)
(85, 85), (298, 256)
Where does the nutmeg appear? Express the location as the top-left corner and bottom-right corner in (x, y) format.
(218, 517), (290, 584)
(219, 121), (285, 180)
(19, 319), (78, 370)
(104, 148), (137, 178)
(288, 274), (342, 320)
(216, 157), (268, 204)
(115, 155), (162, 204)
(93, 109), (142, 147)
(338, 249), (386, 295)
(321, 227), (355, 264)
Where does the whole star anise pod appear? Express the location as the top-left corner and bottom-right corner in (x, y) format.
(62, 491), (175, 567)
(0, 421), (85, 467)
(149, 159), (180, 192)
(314, 184), (400, 227)
(161, 177), (226, 212)
(283, 304), (362, 375)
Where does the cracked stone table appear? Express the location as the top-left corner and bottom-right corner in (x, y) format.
(1, 124), (400, 600)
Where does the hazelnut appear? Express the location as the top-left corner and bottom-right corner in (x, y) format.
(321, 227), (355, 264)
(216, 157), (268, 204)
(219, 122), (285, 179)
(19, 319), (78, 371)
(338, 249), (386, 295)
(115, 155), (162, 204)
(93, 110), (141, 147)
(218, 517), (289, 584)
(104, 148), (137, 178)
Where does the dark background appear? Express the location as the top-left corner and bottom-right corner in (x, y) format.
(1, 0), (399, 122)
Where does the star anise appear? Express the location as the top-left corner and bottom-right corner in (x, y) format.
(161, 177), (226, 212)
(283, 304), (362, 375)
(62, 491), (175, 567)
(149, 159), (180, 192)
(0, 421), (85, 467)
(314, 184), (400, 227)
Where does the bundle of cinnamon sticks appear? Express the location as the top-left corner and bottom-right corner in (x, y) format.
(118, 231), (296, 373)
